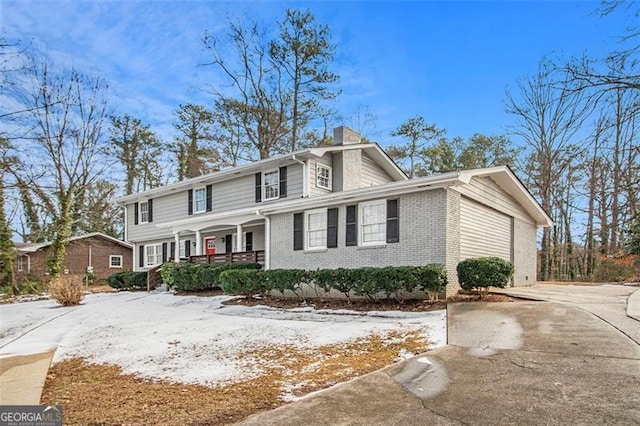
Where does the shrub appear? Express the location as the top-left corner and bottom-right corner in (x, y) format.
(417, 264), (448, 301)
(593, 258), (637, 282)
(169, 263), (261, 291)
(457, 257), (514, 297)
(312, 268), (353, 300)
(107, 271), (147, 290)
(219, 269), (266, 296)
(378, 266), (419, 303)
(263, 269), (310, 298)
(352, 267), (384, 301)
(48, 275), (84, 306)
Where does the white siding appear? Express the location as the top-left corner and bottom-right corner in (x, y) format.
(127, 191), (186, 242)
(455, 176), (534, 224)
(361, 152), (394, 187)
(460, 196), (512, 262)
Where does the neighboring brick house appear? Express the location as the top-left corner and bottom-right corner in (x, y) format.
(115, 126), (553, 296)
(14, 232), (133, 283)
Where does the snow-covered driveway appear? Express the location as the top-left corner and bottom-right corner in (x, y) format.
(0, 292), (446, 387)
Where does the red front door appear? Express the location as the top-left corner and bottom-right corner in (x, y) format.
(205, 237), (216, 255)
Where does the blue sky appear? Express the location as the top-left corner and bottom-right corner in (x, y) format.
(0, 0), (627, 148)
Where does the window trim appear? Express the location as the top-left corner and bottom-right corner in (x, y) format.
(358, 199), (387, 246)
(262, 169), (280, 201)
(193, 186), (207, 214)
(109, 255), (123, 269)
(316, 164), (332, 190)
(305, 208), (328, 251)
(145, 243), (163, 267)
(139, 201), (149, 224)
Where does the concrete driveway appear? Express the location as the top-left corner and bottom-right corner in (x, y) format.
(238, 284), (640, 425)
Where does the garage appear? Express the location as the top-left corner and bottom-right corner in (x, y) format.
(460, 196), (513, 262)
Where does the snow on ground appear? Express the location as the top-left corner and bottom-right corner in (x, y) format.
(0, 292), (446, 386)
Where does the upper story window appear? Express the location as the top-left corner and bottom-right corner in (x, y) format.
(360, 200), (386, 245)
(306, 209), (327, 250)
(316, 164), (332, 190)
(139, 201), (149, 224)
(194, 187), (207, 213)
(263, 170), (280, 201)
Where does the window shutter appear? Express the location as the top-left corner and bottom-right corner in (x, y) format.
(255, 173), (262, 203)
(134, 203), (139, 225)
(327, 208), (338, 248)
(185, 240), (191, 257)
(188, 189), (193, 215)
(386, 199), (399, 243)
(170, 241), (176, 261)
(139, 245), (144, 267)
(206, 185), (213, 212)
(245, 232), (253, 251)
(346, 205), (357, 246)
(225, 234), (233, 253)
(279, 166), (287, 198)
(162, 242), (168, 263)
(148, 199), (153, 223)
(293, 213), (303, 251)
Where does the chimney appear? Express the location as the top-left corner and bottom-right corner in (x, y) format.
(333, 126), (361, 146)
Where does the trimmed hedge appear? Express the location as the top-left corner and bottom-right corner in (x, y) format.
(107, 271), (147, 290)
(162, 262), (261, 291)
(457, 257), (514, 293)
(217, 264), (448, 301)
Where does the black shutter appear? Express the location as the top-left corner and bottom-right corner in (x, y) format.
(387, 199), (399, 243)
(148, 199), (153, 223)
(206, 185), (213, 212)
(245, 232), (253, 251)
(346, 205), (357, 246)
(185, 240), (191, 257)
(255, 173), (262, 203)
(279, 166), (287, 198)
(327, 208), (338, 248)
(293, 213), (303, 251)
(134, 202), (139, 225)
(170, 241), (176, 261)
(162, 242), (168, 262)
(225, 234), (233, 253)
(139, 245), (144, 267)
(188, 189), (193, 215)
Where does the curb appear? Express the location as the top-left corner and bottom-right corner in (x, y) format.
(626, 289), (640, 322)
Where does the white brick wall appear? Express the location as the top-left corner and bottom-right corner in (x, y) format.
(269, 190), (448, 271)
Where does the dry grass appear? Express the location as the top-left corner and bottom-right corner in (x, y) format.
(48, 275), (84, 306)
(41, 328), (429, 425)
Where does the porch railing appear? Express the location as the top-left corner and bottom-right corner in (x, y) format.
(146, 263), (164, 291)
(189, 250), (265, 265)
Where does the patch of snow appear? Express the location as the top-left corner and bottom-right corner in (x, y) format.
(0, 292), (447, 388)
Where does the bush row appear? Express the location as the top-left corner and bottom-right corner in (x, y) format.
(160, 262), (261, 291)
(107, 271), (148, 290)
(219, 264), (448, 302)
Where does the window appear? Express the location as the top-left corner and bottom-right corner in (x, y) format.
(17, 256), (23, 272)
(194, 187), (207, 213)
(360, 200), (386, 245)
(110, 255), (123, 268)
(145, 244), (162, 267)
(263, 170), (280, 200)
(306, 209), (327, 250)
(316, 164), (332, 190)
(139, 201), (149, 224)
(179, 240), (186, 258)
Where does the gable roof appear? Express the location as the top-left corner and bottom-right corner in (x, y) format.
(113, 143), (408, 205)
(15, 232), (133, 253)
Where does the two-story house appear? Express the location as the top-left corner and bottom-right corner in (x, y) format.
(114, 126), (552, 295)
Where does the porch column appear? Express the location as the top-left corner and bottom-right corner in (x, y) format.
(195, 230), (202, 256)
(236, 224), (243, 252)
(174, 233), (180, 262)
(264, 216), (270, 269)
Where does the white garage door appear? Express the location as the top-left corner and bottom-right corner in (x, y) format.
(460, 197), (513, 261)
